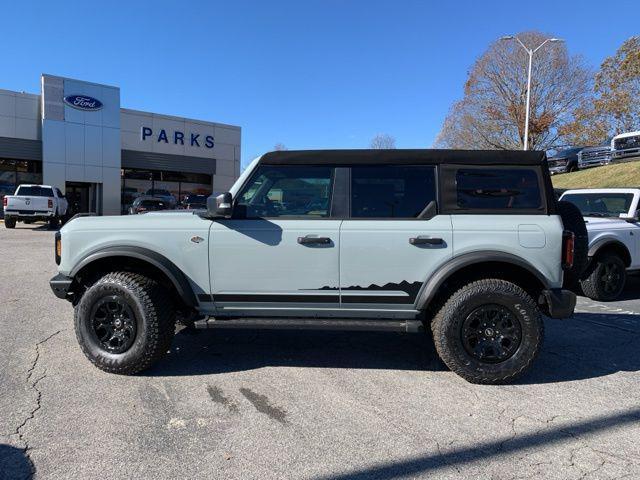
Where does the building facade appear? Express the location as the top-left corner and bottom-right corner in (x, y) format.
(0, 74), (240, 215)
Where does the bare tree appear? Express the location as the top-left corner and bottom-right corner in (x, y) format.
(561, 36), (640, 145)
(370, 133), (396, 149)
(435, 31), (592, 151)
(274, 143), (287, 151)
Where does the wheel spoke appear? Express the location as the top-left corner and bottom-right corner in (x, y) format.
(89, 296), (137, 354)
(461, 304), (522, 364)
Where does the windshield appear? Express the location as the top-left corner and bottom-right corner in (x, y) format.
(562, 193), (634, 217)
(16, 186), (53, 197)
(554, 148), (581, 157)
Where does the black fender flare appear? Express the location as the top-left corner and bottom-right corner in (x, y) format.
(587, 238), (631, 266)
(415, 251), (551, 310)
(588, 238), (629, 258)
(70, 246), (198, 307)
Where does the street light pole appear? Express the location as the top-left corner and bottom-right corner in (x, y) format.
(500, 35), (564, 150)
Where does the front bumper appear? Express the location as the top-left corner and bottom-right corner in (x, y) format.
(612, 149), (640, 162)
(50, 273), (73, 300)
(539, 289), (576, 319)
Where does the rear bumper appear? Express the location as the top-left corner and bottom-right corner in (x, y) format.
(4, 209), (54, 218)
(50, 273), (73, 300)
(539, 288), (576, 319)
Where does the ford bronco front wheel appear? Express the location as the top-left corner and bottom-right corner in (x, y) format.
(431, 279), (543, 384)
(74, 272), (176, 374)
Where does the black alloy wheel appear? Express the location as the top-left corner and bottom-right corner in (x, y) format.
(598, 260), (624, 296)
(90, 295), (137, 354)
(461, 304), (522, 363)
(580, 253), (627, 302)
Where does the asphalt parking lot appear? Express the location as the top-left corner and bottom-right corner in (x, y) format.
(1, 223), (639, 480)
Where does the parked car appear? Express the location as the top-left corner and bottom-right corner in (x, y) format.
(128, 196), (170, 214)
(578, 138), (613, 170)
(3, 184), (68, 229)
(50, 149), (584, 385)
(144, 188), (177, 208)
(181, 194), (208, 210)
(560, 188), (640, 301)
(548, 147), (583, 174)
(612, 131), (640, 162)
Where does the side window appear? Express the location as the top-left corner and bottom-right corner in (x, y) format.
(456, 168), (542, 210)
(351, 165), (436, 218)
(235, 165), (334, 218)
(55, 188), (63, 198)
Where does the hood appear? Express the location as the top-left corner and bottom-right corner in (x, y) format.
(580, 145), (610, 153)
(583, 216), (631, 231)
(61, 210), (206, 233)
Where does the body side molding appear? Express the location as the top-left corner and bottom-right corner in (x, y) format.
(415, 251), (551, 310)
(70, 246), (198, 307)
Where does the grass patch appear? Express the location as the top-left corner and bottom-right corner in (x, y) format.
(552, 161), (640, 189)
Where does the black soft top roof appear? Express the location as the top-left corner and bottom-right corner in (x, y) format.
(260, 149), (547, 166)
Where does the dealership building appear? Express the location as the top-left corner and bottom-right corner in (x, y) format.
(0, 74), (241, 215)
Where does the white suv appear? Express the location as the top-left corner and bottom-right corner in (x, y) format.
(50, 150), (582, 384)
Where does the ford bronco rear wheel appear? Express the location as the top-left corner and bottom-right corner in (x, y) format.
(580, 253), (626, 301)
(74, 271), (176, 374)
(431, 279), (543, 384)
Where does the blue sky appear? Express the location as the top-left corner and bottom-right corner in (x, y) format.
(2, 0), (638, 166)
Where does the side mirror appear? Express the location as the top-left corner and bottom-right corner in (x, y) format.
(620, 210), (640, 223)
(208, 192), (233, 218)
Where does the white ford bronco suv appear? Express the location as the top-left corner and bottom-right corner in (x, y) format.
(560, 188), (640, 301)
(50, 150), (583, 384)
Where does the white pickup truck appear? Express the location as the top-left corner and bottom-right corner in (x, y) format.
(3, 184), (69, 229)
(560, 188), (640, 301)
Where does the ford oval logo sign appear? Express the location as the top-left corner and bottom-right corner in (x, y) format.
(63, 95), (103, 111)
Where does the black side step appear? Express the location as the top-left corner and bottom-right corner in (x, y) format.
(194, 318), (424, 333)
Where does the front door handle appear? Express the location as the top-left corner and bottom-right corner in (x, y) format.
(298, 235), (332, 245)
(409, 236), (444, 246)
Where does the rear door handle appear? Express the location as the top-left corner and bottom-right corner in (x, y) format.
(298, 235), (332, 245)
(409, 236), (444, 246)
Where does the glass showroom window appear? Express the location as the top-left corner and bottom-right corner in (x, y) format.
(121, 168), (212, 212)
(0, 160), (43, 216)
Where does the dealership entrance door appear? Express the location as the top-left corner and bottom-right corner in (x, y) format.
(65, 182), (100, 216)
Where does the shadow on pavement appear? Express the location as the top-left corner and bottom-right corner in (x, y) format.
(145, 310), (640, 384)
(147, 327), (443, 377)
(614, 274), (640, 301)
(0, 444), (33, 480)
(309, 408), (640, 480)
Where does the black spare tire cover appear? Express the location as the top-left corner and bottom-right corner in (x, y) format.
(557, 200), (588, 285)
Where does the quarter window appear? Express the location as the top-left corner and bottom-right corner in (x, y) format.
(236, 165), (333, 218)
(456, 169), (542, 210)
(351, 165), (436, 218)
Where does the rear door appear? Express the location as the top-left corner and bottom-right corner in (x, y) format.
(339, 165), (453, 315)
(209, 164), (342, 316)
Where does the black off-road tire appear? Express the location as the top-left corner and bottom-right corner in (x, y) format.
(580, 253), (627, 302)
(4, 217), (16, 229)
(431, 279), (544, 385)
(74, 272), (176, 374)
(48, 216), (60, 229)
(557, 200), (588, 286)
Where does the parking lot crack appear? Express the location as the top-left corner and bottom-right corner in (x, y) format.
(12, 330), (61, 480)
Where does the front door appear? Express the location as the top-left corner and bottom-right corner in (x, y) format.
(339, 165), (453, 315)
(210, 164), (341, 317)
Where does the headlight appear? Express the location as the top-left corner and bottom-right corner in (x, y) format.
(55, 232), (61, 265)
